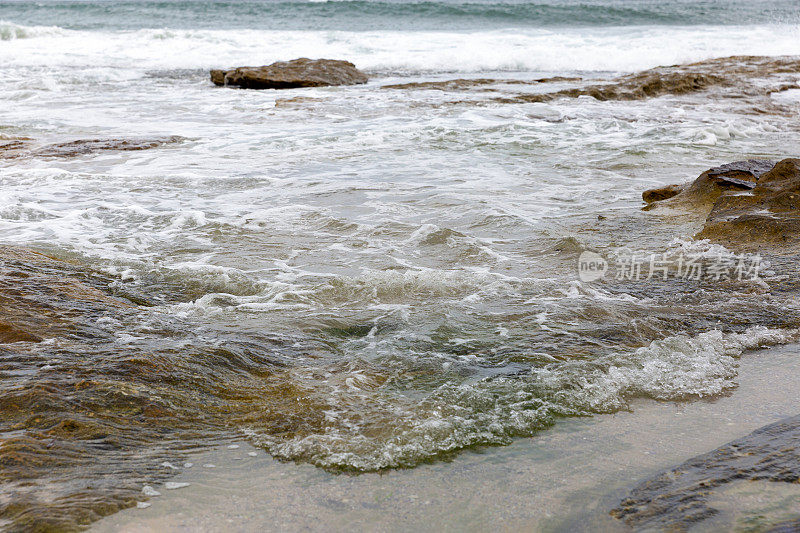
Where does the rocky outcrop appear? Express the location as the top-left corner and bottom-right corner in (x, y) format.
(643, 159), (777, 206)
(430, 56), (800, 105)
(697, 159), (800, 248)
(210, 58), (368, 90)
(612, 415), (800, 530)
(643, 158), (800, 251)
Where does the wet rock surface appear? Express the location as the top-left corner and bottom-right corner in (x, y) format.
(769, 518), (800, 532)
(427, 56), (800, 105)
(0, 247), (314, 531)
(643, 158), (800, 251)
(0, 136), (184, 160)
(505, 55), (800, 103)
(698, 159), (800, 249)
(611, 414), (800, 530)
(381, 76), (581, 91)
(705, 159), (777, 186)
(642, 183), (684, 203)
(643, 159), (778, 206)
(211, 58), (368, 89)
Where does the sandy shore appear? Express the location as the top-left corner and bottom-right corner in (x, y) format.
(92, 343), (800, 532)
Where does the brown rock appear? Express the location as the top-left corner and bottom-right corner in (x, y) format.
(210, 69), (226, 86)
(210, 58), (368, 90)
(0, 136), (184, 160)
(612, 414), (800, 530)
(697, 158), (800, 249)
(0, 246), (131, 344)
(643, 159), (777, 209)
(642, 183), (684, 203)
(642, 159), (800, 251)
(463, 55), (800, 106)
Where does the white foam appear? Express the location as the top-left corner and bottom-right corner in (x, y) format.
(164, 482), (191, 490)
(248, 326), (800, 470)
(141, 485), (161, 497)
(771, 87), (800, 104)
(0, 22), (798, 73)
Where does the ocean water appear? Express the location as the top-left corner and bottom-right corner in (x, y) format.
(1, 0), (800, 528)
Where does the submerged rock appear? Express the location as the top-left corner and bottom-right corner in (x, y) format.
(210, 58), (368, 90)
(0, 246), (130, 343)
(611, 414), (800, 530)
(0, 136), (184, 160)
(33, 136), (184, 157)
(381, 76), (581, 91)
(462, 55), (800, 105)
(643, 158), (800, 251)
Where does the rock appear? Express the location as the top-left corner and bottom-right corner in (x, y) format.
(0, 139), (32, 159)
(706, 159), (776, 185)
(210, 69), (226, 86)
(0, 246), (130, 343)
(641, 159), (800, 251)
(611, 414), (800, 530)
(489, 55), (800, 105)
(642, 183), (684, 203)
(0, 136), (184, 160)
(643, 159), (777, 207)
(697, 158), (800, 249)
(381, 76), (581, 91)
(769, 518), (800, 532)
(33, 137), (184, 158)
(210, 58), (368, 90)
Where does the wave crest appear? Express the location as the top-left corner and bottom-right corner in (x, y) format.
(0, 20), (65, 41)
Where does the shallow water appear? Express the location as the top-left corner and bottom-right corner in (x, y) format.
(1, 0), (800, 529)
(92, 343), (800, 532)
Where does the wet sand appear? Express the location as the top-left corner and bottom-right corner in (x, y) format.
(94, 343), (800, 532)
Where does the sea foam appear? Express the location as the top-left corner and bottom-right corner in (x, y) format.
(0, 22), (799, 74)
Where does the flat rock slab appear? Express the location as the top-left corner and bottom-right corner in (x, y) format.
(211, 58), (368, 90)
(705, 159), (778, 188)
(611, 414), (800, 530)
